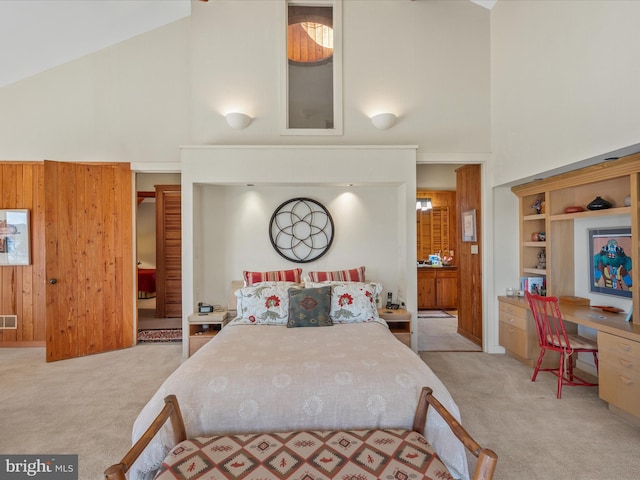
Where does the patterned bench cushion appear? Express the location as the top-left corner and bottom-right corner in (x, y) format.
(154, 428), (454, 480)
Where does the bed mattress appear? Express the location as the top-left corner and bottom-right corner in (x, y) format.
(130, 322), (470, 480)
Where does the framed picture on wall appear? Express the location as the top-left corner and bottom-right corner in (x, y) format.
(461, 209), (477, 242)
(588, 227), (632, 298)
(0, 209), (30, 265)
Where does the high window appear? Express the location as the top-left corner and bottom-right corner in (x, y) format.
(283, 0), (342, 134)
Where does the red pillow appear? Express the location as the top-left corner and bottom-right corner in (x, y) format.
(308, 266), (366, 283)
(243, 268), (302, 286)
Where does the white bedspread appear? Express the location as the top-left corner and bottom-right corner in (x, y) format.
(130, 322), (470, 480)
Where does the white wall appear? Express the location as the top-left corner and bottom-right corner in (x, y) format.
(416, 164), (460, 190)
(188, 0), (490, 161)
(181, 145), (417, 358)
(0, 19), (191, 162)
(196, 185), (399, 305)
(491, 0), (640, 187)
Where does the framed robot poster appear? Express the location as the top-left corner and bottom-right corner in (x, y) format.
(589, 227), (632, 298)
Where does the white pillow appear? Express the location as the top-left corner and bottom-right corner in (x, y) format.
(307, 281), (382, 323)
(233, 283), (299, 325)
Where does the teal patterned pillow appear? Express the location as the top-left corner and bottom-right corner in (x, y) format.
(287, 286), (332, 328)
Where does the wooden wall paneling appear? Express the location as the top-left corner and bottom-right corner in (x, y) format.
(455, 165), (482, 345)
(18, 166), (31, 341)
(0, 163), (46, 347)
(32, 165), (46, 341)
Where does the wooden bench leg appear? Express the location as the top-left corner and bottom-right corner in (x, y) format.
(413, 387), (498, 480)
(104, 395), (186, 480)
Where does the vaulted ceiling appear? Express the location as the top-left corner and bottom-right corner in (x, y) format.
(0, 0), (495, 89)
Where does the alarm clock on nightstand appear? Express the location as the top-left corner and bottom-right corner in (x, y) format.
(198, 303), (214, 314)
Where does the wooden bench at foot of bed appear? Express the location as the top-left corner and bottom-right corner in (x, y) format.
(105, 387), (497, 480)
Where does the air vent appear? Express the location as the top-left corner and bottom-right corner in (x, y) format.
(0, 315), (17, 329)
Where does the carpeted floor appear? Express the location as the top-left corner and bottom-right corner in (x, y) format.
(0, 344), (640, 480)
(421, 351), (640, 479)
(2, 347), (640, 479)
(0, 345), (183, 480)
(418, 315), (482, 352)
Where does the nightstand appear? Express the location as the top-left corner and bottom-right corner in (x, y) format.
(187, 310), (229, 356)
(378, 308), (411, 347)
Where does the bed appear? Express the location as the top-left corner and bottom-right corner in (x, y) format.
(137, 268), (156, 298)
(129, 280), (472, 480)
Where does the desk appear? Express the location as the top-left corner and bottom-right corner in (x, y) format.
(499, 296), (640, 342)
(498, 296), (640, 422)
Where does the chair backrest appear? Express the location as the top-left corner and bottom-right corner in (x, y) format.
(525, 292), (571, 351)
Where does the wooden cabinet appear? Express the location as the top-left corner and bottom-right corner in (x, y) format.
(598, 331), (640, 418)
(436, 269), (458, 309)
(417, 268), (457, 310)
(511, 154), (640, 325)
(510, 154), (640, 420)
(378, 308), (411, 347)
(188, 311), (229, 356)
(498, 296), (559, 368)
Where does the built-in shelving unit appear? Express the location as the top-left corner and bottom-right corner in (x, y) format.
(512, 153), (640, 325)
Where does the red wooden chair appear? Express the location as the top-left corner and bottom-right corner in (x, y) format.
(525, 292), (599, 398)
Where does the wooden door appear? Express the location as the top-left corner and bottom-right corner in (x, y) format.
(44, 161), (134, 362)
(455, 165), (482, 346)
(155, 185), (181, 318)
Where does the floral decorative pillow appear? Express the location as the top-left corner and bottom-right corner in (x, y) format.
(307, 281), (382, 323)
(234, 283), (299, 325)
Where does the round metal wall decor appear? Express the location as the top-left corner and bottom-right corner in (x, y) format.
(269, 197), (334, 263)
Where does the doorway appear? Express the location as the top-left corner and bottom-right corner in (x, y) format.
(136, 173), (181, 335)
(416, 163), (482, 352)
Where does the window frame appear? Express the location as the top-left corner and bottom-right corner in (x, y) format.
(281, 0), (343, 136)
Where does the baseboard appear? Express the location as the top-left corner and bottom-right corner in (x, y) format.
(0, 341), (45, 347)
(609, 404), (640, 429)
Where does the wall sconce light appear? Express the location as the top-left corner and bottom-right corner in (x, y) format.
(226, 112), (252, 129)
(416, 198), (433, 211)
(370, 113), (397, 130)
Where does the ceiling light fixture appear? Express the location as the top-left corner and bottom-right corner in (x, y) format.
(370, 113), (397, 130)
(416, 198), (433, 211)
(226, 112), (252, 129)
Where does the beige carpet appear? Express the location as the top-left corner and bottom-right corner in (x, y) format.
(0, 345), (182, 480)
(422, 351), (640, 479)
(2, 346), (640, 479)
(418, 315), (482, 352)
